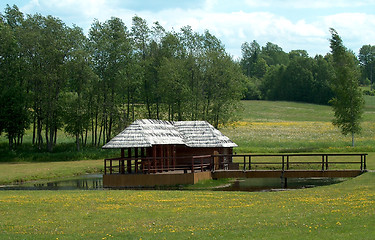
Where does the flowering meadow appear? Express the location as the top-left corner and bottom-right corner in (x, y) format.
(0, 172), (374, 239)
(221, 100), (375, 153)
(1, 100), (374, 239)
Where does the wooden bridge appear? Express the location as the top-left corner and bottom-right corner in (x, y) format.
(103, 153), (367, 187)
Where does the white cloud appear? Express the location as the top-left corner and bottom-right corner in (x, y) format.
(244, 0), (375, 9)
(11, 0), (375, 58)
(321, 13), (375, 49)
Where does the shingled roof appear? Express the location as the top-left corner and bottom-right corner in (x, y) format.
(102, 119), (237, 149)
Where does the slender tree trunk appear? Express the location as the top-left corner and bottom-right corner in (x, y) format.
(76, 134), (80, 151)
(127, 91), (130, 124)
(54, 127), (57, 145)
(94, 111), (98, 146)
(352, 132), (355, 147)
(91, 118), (94, 146)
(98, 120), (103, 147)
(156, 101), (159, 120)
(108, 115), (112, 143)
(103, 115), (107, 145)
(131, 98), (135, 122)
(168, 104), (171, 121)
(177, 100), (182, 121)
(8, 134), (13, 149)
(45, 120), (49, 151)
(32, 114), (36, 145)
(37, 117), (43, 150)
(84, 129), (88, 146)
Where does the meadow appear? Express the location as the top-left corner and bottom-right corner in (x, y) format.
(0, 172), (374, 239)
(221, 98), (375, 153)
(0, 98), (374, 239)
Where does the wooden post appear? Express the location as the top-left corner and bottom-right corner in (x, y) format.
(127, 148), (132, 173)
(110, 160), (112, 174)
(282, 156), (285, 171)
(191, 156), (194, 173)
(325, 155), (329, 170)
(141, 147), (145, 172)
(167, 145), (170, 171)
(153, 146), (157, 173)
(201, 157), (203, 172)
(104, 159), (107, 175)
(173, 145), (176, 170)
(134, 147), (139, 173)
(364, 154), (367, 170)
(321, 155), (325, 171)
(243, 156), (246, 171)
(249, 155), (251, 170)
(121, 148), (125, 174)
(160, 145), (163, 172)
(286, 156), (289, 170)
(148, 159), (151, 174)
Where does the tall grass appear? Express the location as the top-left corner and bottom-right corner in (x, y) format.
(0, 172), (374, 239)
(222, 99), (375, 153)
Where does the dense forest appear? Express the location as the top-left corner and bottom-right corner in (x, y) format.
(1, 5), (374, 151)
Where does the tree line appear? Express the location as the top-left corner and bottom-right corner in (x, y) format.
(240, 40), (375, 103)
(0, 5), (245, 151)
(1, 5), (372, 151)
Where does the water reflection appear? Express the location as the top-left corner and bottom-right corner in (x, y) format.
(216, 177), (348, 192)
(0, 174), (103, 190)
(1, 175), (347, 191)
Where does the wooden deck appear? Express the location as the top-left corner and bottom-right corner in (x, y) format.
(103, 153), (367, 187)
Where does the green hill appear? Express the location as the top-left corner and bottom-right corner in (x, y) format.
(221, 98), (375, 153)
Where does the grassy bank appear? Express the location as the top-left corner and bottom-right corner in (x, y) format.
(0, 160), (103, 185)
(1, 172), (374, 239)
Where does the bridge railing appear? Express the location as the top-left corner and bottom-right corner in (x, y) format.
(212, 153), (367, 172)
(105, 153), (367, 175)
(104, 155), (212, 175)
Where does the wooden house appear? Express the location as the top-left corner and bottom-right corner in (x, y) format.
(102, 119), (237, 187)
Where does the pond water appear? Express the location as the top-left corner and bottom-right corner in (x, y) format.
(215, 177), (347, 192)
(0, 174), (347, 191)
(0, 174), (103, 190)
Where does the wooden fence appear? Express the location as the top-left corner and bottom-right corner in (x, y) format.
(213, 153), (367, 172)
(104, 153), (367, 175)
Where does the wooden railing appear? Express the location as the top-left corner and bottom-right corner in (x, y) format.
(105, 153), (367, 175)
(104, 155), (212, 175)
(212, 153), (367, 172)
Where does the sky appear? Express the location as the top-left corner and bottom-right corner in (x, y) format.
(1, 0), (375, 59)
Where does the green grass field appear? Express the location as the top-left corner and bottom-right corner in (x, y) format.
(221, 98), (375, 153)
(0, 98), (374, 239)
(0, 172), (374, 239)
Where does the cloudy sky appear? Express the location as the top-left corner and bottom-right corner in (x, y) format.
(1, 0), (375, 59)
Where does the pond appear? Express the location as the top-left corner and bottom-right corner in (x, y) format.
(215, 177), (348, 192)
(0, 174), (103, 190)
(0, 174), (348, 191)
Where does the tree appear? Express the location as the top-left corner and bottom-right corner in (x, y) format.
(89, 17), (133, 144)
(358, 44), (375, 88)
(329, 28), (364, 147)
(311, 55), (334, 104)
(63, 26), (96, 151)
(0, 21), (30, 148)
(261, 42), (289, 66)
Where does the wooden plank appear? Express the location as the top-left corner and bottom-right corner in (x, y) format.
(212, 170), (363, 179)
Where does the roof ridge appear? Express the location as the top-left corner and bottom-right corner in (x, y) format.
(102, 119), (237, 149)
